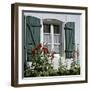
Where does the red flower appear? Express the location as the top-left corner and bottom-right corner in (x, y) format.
(32, 48), (36, 56)
(51, 51), (56, 57)
(36, 43), (42, 49)
(42, 47), (49, 54)
(51, 55), (54, 60)
(50, 51), (56, 61)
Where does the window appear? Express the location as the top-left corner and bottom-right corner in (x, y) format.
(53, 25), (61, 53)
(43, 24), (51, 52)
(43, 19), (62, 54)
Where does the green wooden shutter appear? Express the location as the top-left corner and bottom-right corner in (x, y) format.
(25, 16), (41, 61)
(64, 22), (75, 58)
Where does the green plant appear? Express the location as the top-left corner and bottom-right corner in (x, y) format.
(57, 61), (80, 76)
(57, 65), (67, 75)
(70, 61), (80, 75)
(24, 43), (80, 77)
(24, 62), (31, 77)
(24, 43), (56, 77)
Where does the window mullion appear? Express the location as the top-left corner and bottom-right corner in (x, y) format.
(51, 24), (54, 51)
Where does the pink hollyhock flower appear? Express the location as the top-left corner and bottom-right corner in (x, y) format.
(72, 50), (77, 59)
(50, 51), (56, 61)
(32, 48), (36, 56)
(42, 47), (49, 54)
(36, 43), (42, 49)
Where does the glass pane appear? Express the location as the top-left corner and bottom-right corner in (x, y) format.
(43, 24), (50, 33)
(54, 35), (60, 43)
(54, 25), (60, 34)
(54, 45), (60, 53)
(44, 34), (51, 43)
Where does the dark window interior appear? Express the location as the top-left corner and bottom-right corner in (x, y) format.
(53, 25), (60, 34)
(43, 24), (50, 33)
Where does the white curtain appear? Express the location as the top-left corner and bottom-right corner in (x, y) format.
(44, 34), (51, 52)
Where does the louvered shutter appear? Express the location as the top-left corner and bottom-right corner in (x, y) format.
(25, 16), (41, 61)
(64, 22), (75, 58)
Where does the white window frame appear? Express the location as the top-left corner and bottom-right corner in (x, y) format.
(40, 19), (63, 54)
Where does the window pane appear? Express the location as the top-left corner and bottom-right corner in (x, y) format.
(54, 35), (60, 43)
(53, 24), (61, 53)
(44, 34), (51, 43)
(43, 24), (50, 33)
(54, 25), (60, 34)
